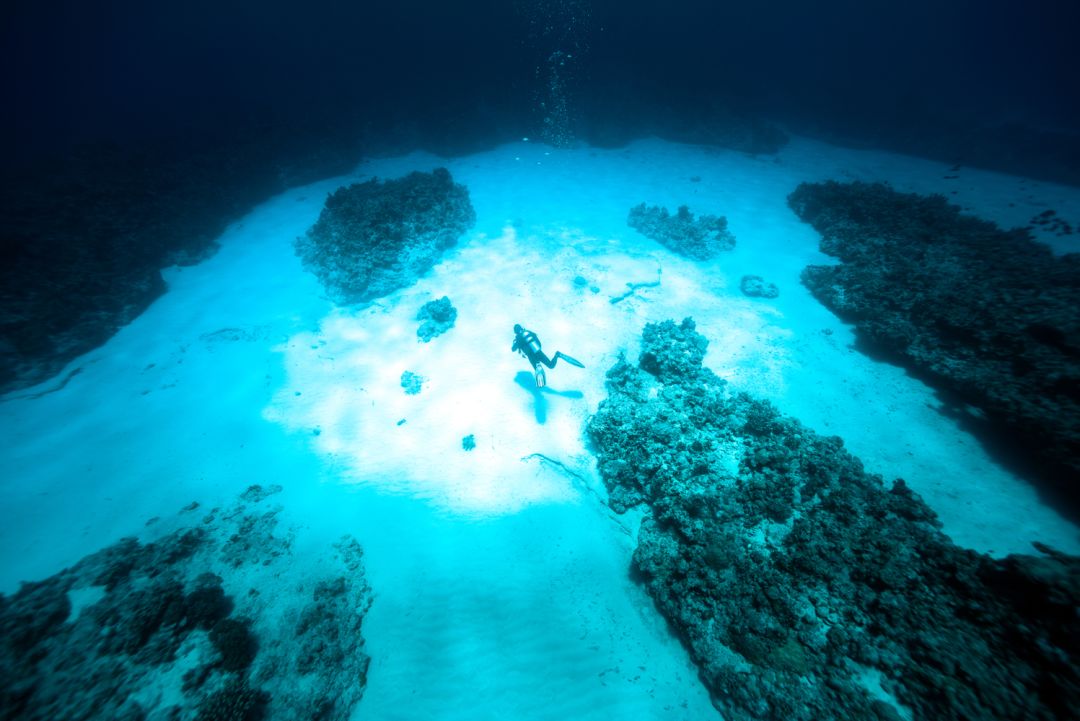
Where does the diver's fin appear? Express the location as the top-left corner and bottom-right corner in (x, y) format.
(557, 352), (585, 368)
(534, 363), (547, 388)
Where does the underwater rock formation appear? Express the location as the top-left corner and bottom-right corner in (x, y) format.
(296, 168), (475, 305)
(627, 203), (735, 260)
(0, 128), (367, 397)
(788, 181), (1080, 495)
(416, 296), (458, 342)
(587, 318), (1080, 721)
(0, 485), (372, 721)
(739, 274), (779, 298)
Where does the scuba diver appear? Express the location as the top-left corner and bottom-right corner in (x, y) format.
(512, 324), (585, 388)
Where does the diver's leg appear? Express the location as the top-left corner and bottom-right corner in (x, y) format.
(537, 352), (557, 369)
(553, 351), (585, 368)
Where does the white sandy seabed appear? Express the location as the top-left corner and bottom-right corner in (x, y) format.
(2, 135), (1079, 720)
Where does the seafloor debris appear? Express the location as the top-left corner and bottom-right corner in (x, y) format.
(588, 317), (1080, 721)
(0, 488), (372, 721)
(296, 168), (475, 304)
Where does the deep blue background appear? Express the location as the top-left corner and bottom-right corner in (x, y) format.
(3, 0), (1079, 170)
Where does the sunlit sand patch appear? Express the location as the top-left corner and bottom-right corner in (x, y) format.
(265, 227), (607, 515)
(266, 224), (795, 515)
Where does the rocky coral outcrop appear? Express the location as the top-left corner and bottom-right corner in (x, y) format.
(416, 296), (457, 342)
(587, 317), (1080, 721)
(0, 489), (372, 721)
(788, 181), (1080, 495)
(627, 203), (735, 260)
(740, 274), (778, 298)
(296, 168), (475, 304)
(400, 370), (424, 395)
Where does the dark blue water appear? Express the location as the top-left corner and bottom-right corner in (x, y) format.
(4, 1), (1079, 173)
(2, 3), (1079, 721)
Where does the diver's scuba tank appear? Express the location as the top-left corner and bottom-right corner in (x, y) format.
(522, 330), (542, 355)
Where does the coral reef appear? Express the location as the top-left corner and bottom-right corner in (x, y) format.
(0, 489), (372, 721)
(210, 618), (258, 672)
(415, 296), (458, 342)
(195, 678), (268, 721)
(789, 181), (1080, 495)
(739, 274), (778, 299)
(296, 169), (475, 305)
(185, 573), (233, 629)
(587, 318), (1080, 721)
(254, 537), (372, 721)
(220, 508), (292, 569)
(627, 203), (735, 260)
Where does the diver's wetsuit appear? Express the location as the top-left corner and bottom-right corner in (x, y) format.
(512, 324), (584, 388)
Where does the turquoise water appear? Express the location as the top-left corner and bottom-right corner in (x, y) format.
(3, 136), (1078, 719)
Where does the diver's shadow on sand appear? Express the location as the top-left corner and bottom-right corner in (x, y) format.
(514, 372), (583, 424)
